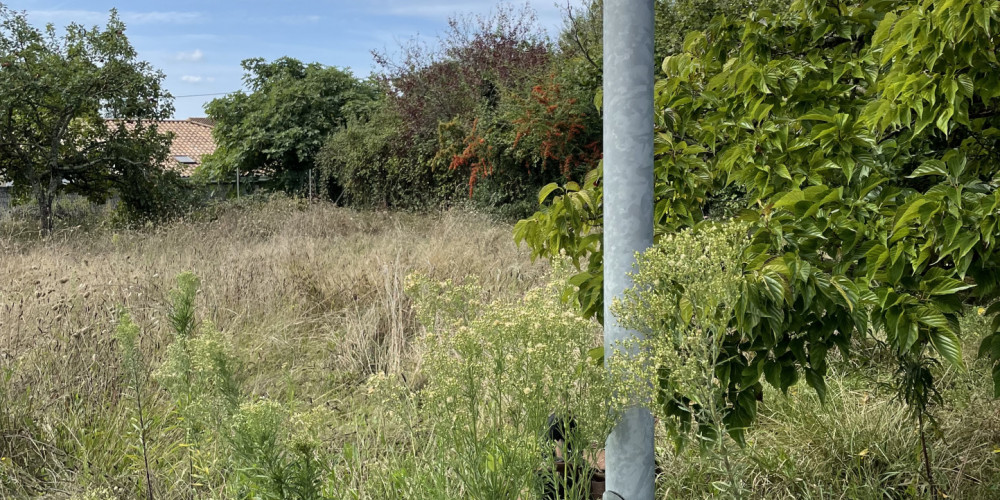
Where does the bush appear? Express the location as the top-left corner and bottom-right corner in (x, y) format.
(317, 104), (463, 209)
(113, 170), (208, 226)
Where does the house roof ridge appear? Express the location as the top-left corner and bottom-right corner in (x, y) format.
(158, 118), (209, 123)
(100, 117), (216, 178)
(105, 118), (211, 124)
(184, 118), (215, 128)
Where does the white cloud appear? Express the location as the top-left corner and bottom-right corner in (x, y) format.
(176, 49), (205, 62)
(25, 10), (205, 27)
(179, 75), (215, 84)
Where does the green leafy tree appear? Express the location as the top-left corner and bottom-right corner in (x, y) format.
(202, 57), (378, 191)
(518, 2), (1000, 485)
(0, 6), (174, 233)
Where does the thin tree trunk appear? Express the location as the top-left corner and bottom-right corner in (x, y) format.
(919, 412), (940, 499)
(35, 184), (54, 235)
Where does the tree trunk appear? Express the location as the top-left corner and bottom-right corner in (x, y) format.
(35, 182), (55, 235)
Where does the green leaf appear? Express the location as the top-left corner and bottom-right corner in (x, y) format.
(907, 160), (948, 178)
(568, 271), (594, 287)
(936, 107), (954, 134)
(891, 198), (934, 241)
(872, 12), (898, 46)
(800, 108), (837, 122)
(957, 73), (974, 97)
(898, 316), (919, 352)
(942, 216), (962, 247)
(830, 275), (858, 312)
(803, 187), (842, 218)
(764, 360), (782, 389)
(587, 346), (604, 366)
(927, 277), (974, 296)
(537, 183), (560, 205)
(779, 365), (798, 391)
(774, 164), (792, 181)
(679, 296), (694, 324)
(978, 333), (1000, 360)
(916, 308), (952, 331)
(929, 328), (963, 368)
(954, 231), (980, 260)
(772, 189), (805, 209)
(805, 369), (827, 403)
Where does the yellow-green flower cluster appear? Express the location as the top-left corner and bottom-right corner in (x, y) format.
(613, 221), (749, 438)
(408, 270), (615, 497)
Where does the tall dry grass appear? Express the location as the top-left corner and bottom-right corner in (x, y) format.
(0, 197), (545, 497)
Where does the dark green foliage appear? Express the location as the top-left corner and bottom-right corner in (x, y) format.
(518, 0), (1000, 445)
(317, 102), (463, 208)
(112, 169), (203, 226)
(202, 57), (378, 192)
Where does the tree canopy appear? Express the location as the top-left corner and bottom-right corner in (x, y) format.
(0, 6), (175, 232)
(201, 57), (378, 191)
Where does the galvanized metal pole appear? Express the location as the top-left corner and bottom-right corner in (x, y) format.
(603, 0), (655, 498)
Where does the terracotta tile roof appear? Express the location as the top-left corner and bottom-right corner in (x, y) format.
(156, 119), (216, 177)
(108, 118), (216, 177)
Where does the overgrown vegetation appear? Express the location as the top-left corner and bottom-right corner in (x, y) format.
(202, 57), (379, 193)
(4, 0), (1000, 498)
(519, 2), (1000, 495)
(319, 3), (588, 215)
(0, 198), (546, 497)
(199, 1), (797, 215)
(0, 199), (998, 498)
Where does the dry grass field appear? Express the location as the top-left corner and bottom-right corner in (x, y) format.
(0, 198), (547, 498)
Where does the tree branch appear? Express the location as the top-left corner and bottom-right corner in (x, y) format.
(563, 1), (602, 74)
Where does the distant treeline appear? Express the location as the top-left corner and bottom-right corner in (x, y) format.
(199, 0), (784, 216)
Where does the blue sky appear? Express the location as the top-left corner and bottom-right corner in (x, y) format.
(10, 1), (579, 118)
